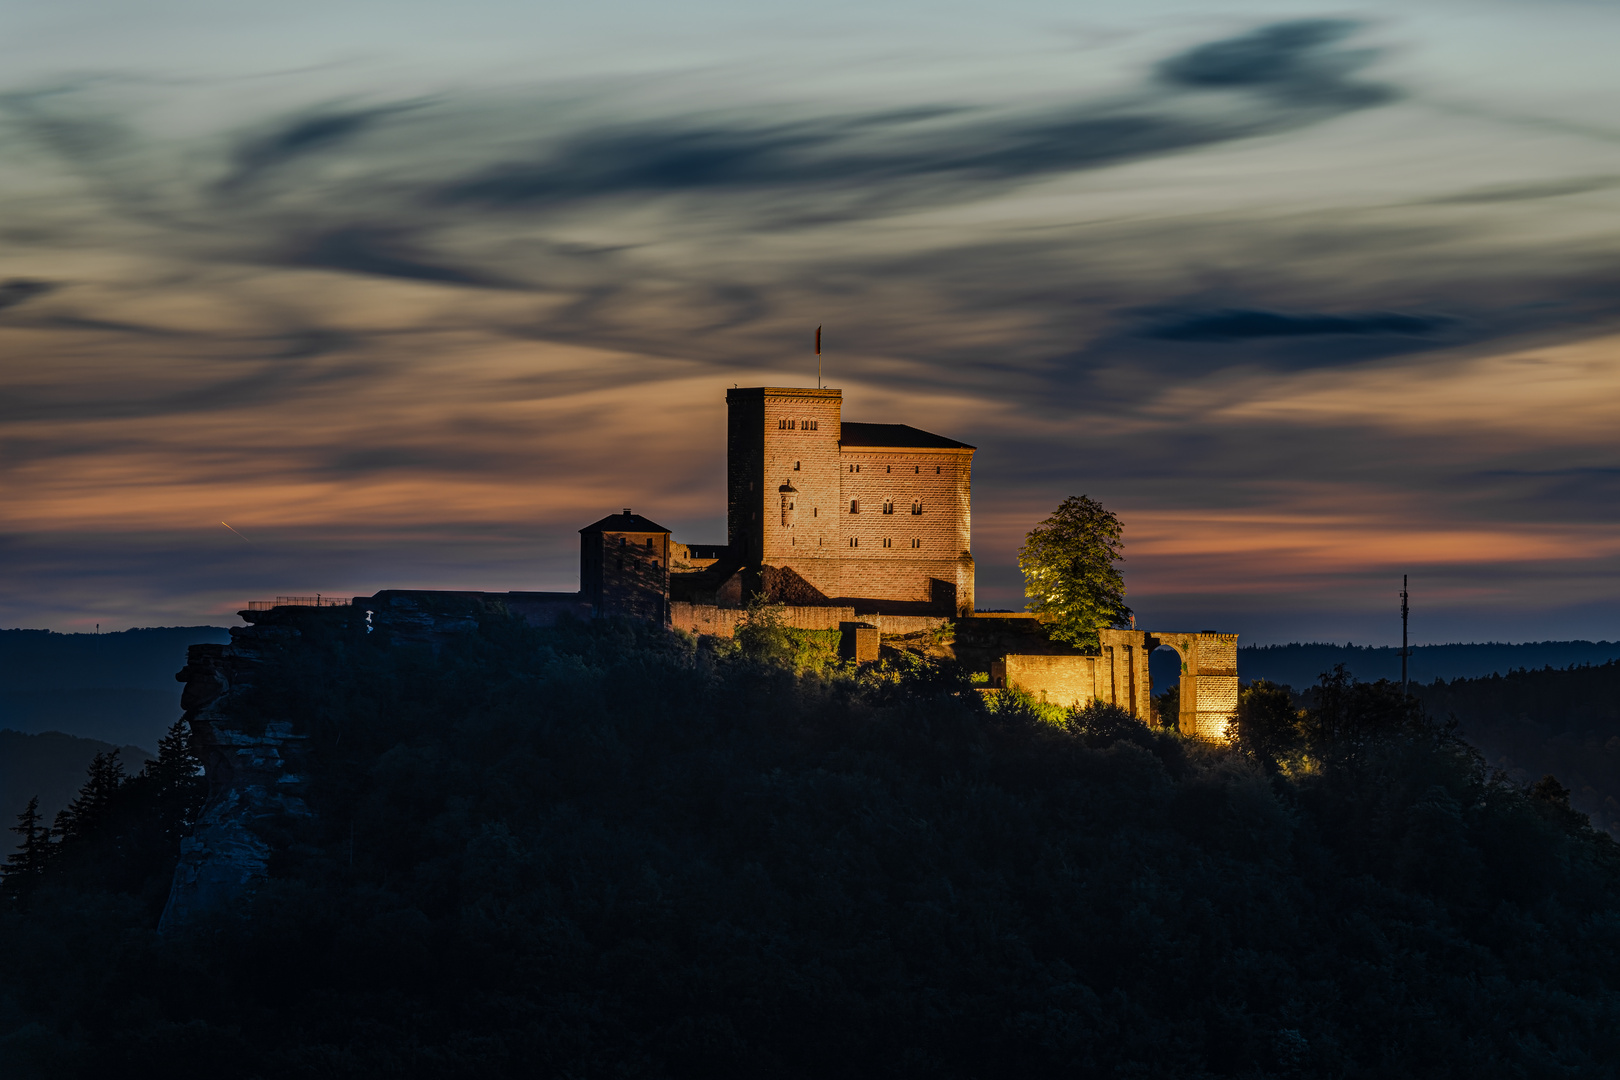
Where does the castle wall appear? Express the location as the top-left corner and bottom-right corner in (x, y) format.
(671, 601), (856, 637)
(834, 447), (974, 612)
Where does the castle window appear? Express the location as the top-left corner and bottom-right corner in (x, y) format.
(911, 501), (922, 515)
(849, 499), (859, 513)
(794, 461), (800, 471)
(619, 537), (627, 546)
(813, 507), (817, 517)
(804, 419), (818, 431)
(911, 538), (921, 548)
(850, 537), (858, 547)
(778, 419), (795, 430)
(882, 538), (892, 548)
(886, 465), (891, 473)
(882, 499), (894, 515)
(936, 466), (941, 474)
(914, 466), (919, 474)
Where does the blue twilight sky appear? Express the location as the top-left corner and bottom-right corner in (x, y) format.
(3, 0), (1620, 643)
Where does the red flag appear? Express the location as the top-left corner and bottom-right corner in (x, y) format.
(815, 325), (821, 354)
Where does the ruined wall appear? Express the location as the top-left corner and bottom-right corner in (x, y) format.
(994, 654), (1101, 707)
(987, 627), (1237, 737)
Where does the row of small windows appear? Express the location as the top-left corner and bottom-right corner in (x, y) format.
(849, 464), (942, 474)
(849, 500), (924, 514)
(777, 419), (820, 430)
(848, 538), (924, 548)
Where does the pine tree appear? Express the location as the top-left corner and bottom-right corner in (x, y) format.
(141, 719), (207, 839)
(52, 750), (127, 845)
(2, 796), (54, 893)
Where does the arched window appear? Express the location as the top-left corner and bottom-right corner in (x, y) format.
(882, 499), (894, 515)
(911, 501), (923, 515)
(849, 499), (859, 514)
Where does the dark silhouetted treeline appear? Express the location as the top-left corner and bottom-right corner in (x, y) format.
(1234, 640), (1620, 689)
(3, 615), (1620, 1078)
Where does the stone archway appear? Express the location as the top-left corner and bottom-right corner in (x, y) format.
(1098, 629), (1239, 741)
(1154, 632), (1239, 741)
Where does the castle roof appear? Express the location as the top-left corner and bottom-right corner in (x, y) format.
(840, 422), (975, 451)
(579, 510), (671, 534)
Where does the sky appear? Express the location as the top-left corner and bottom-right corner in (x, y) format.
(4, 0), (1620, 644)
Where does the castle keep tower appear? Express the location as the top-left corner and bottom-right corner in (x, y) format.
(726, 386), (976, 615)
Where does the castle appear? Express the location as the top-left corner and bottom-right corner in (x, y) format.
(579, 386), (977, 627)
(246, 382), (1238, 737)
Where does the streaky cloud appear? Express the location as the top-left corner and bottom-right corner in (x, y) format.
(218, 104), (413, 193)
(1426, 175), (1620, 205)
(280, 225), (517, 288)
(1156, 19), (1396, 107)
(1149, 309), (1448, 342)
(0, 278), (55, 313)
(434, 20), (1395, 212)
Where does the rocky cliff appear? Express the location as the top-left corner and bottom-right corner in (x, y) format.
(160, 592), (511, 931)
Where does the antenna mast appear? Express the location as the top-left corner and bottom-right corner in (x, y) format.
(1400, 574), (1410, 698)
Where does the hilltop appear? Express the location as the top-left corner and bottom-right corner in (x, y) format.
(3, 608), (1619, 1077)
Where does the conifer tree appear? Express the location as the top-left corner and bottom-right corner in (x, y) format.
(52, 750), (126, 845)
(141, 719), (207, 839)
(2, 796), (53, 893)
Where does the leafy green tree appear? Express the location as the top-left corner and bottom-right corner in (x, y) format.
(1017, 495), (1132, 649)
(2, 796), (53, 894)
(1233, 679), (1304, 769)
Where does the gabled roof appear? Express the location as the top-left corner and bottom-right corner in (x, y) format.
(579, 510), (671, 534)
(840, 422), (975, 450)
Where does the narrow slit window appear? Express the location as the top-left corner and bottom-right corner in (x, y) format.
(882, 538), (892, 548)
(911, 538), (921, 549)
(849, 537), (858, 547)
(794, 461), (800, 471)
(849, 500), (859, 514)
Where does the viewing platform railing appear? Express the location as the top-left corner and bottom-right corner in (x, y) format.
(245, 595), (353, 611)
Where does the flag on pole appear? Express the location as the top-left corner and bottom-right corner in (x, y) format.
(815, 325), (821, 355)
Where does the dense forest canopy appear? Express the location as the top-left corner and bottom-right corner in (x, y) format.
(4, 613), (1620, 1078)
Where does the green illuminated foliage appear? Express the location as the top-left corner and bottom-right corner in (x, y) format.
(1017, 495), (1132, 649)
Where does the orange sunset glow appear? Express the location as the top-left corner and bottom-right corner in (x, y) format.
(4, 7), (1620, 644)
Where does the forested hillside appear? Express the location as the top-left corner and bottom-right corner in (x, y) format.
(1413, 661), (1620, 836)
(4, 613), (1619, 1078)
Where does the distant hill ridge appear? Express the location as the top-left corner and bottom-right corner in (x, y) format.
(0, 626), (232, 747)
(1235, 640), (1620, 690)
(0, 729), (153, 822)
